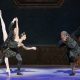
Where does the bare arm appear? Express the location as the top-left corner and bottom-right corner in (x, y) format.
(14, 17), (19, 41)
(18, 42), (36, 50)
(22, 45), (36, 50)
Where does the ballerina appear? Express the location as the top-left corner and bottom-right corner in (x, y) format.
(0, 10), (36, 76)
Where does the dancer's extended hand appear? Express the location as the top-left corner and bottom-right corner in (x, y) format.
(12, 17), (18, 23)
(31, 47), (37, 50)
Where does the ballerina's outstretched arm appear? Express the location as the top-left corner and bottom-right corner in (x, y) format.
(13, 17), (20, 41)
(18, 42), (36, 50)
(17, 34), (37, 50)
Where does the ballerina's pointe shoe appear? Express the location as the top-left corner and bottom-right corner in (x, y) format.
(69, 72), (75, 76)
(6, 69), (11, 77)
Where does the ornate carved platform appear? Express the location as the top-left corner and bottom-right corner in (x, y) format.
(13, 0), (64, 8)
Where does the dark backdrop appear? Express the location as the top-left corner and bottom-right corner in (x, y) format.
(0, 0), (80, 45)
(0, 0), (80, 65)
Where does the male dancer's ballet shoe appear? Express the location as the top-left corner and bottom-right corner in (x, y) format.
(17, 72), (22, 75)
(69, 72), (75, 76)
(10, 69), (12, 72)
(6, 69), (10, 77)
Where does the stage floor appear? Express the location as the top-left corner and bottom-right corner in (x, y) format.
(0, 67), (80, 80)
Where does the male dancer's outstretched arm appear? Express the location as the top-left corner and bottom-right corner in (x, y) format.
(71, 26), (80, 43)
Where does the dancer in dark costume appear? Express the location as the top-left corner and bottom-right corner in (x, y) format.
(0, 10), (10, 76)
(59, 31), (80, 76)
(2, 19), (23, 75)
(0, 10), (36, 76)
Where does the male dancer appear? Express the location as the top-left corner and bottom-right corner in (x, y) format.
(59, 31), (80, 76)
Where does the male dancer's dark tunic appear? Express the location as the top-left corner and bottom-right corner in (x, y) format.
(59, 37), (80, 63)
